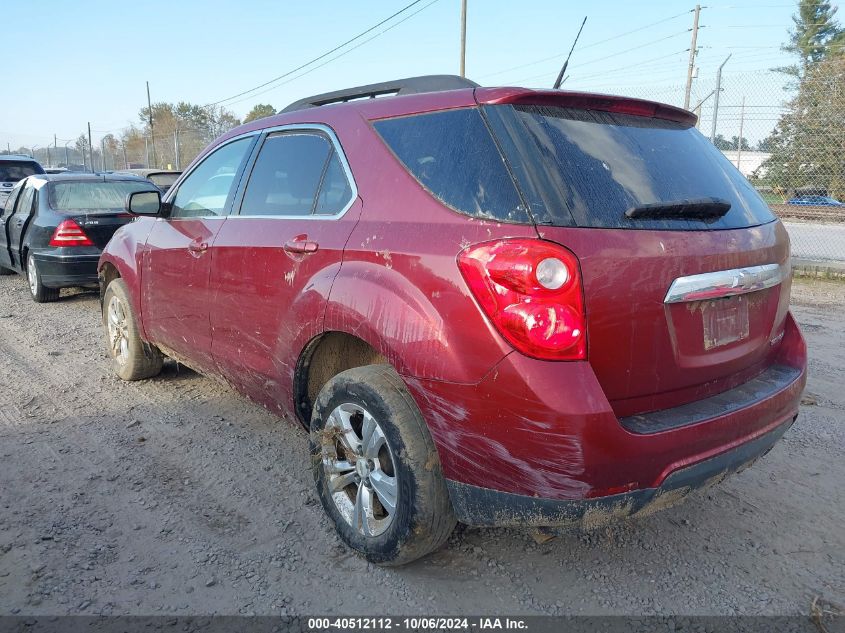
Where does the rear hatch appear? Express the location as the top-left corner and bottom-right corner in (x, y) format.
(48, 179), (150, 248)
(479, 91), (790, 416)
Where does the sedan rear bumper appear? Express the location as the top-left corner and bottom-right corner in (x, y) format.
(32, 251), (100, 288)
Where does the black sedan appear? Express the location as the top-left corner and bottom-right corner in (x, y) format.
(115, 169), (182, 194)
(0, 173), (157, 302)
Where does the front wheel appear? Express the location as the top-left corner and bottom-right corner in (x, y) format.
(103, 278), (164, 381)
(27, 253), (60, 303)
(311, 364), (456, 566)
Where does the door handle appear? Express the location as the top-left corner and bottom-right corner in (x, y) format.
(187, 241), (208, 255)
(283, 239), (319, 254)
(13, 218), (23, 227)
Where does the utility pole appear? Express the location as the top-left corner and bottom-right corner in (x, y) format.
(683, 4), (701, 110)
(101, 137), (107, 171)
(710, 54), (731, 143)
(122, 141), (128, 169)
(174, 129), (181, 170)
(146, 81), (157, 169)
(87, 122), (94, 172)
(144, 136), (149, 168)
(459, 0), (467, 77)
(736, 95), (746, 171)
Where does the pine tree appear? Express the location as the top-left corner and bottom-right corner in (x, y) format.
(779, 0), (845, 76)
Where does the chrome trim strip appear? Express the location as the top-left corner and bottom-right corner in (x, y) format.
(664, 263), (787, 304)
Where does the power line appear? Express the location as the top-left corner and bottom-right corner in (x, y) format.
(568, 50), (690, 82)
(205, 0), (430, 107)
(478, 9), (691, 80)
(504, 30), (691, 86)
(221, 0), (441, 108)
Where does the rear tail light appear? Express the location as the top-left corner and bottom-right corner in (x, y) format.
(457, 238), (586, 361)
(49, 219), (93, 247)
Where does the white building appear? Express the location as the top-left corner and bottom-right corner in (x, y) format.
(720, 150), (771, 178)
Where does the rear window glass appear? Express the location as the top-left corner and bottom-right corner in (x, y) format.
(373, 109), (530, 223)
(0, 161), (44, 182)
(148, 173), (180, 188)
(49, 181), (153, 212)
(493, 105), (775, 230)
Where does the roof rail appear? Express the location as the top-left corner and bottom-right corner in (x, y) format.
(280, 74), (479, 113)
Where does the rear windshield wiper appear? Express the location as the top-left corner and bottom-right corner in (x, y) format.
(625, 197), (731, 220)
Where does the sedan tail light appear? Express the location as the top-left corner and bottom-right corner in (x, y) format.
(457, 238), (586, 361)
(49, 219), (94, 247)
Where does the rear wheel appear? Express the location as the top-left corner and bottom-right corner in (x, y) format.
(26, 253), (60, 303)
(103, 278), (164, 381)
(311, 364), (455, 566)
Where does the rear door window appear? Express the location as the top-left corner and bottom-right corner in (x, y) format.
(14, 184), (35, 218)
(238, 131), (355, 217)
(487, 104), (776, 230)
(314, 151), (354, 215)
(373, 108), (530, 223)
(239, 132), (331, 217)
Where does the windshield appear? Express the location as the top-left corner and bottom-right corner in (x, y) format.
(484, 104), (776, 230)
(49, 181), (153, 212)
(0, 161), (44, 182)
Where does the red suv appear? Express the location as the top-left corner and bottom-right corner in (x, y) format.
(99, 75), (806, 565)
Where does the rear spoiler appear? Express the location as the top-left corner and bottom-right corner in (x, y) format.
(475, 88), (697, 126)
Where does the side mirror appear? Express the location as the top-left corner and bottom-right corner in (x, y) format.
(126, 190), (161, 216)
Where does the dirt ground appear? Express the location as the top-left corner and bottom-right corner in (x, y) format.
(0, 273), (842, 617)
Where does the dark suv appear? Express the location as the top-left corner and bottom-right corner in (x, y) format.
(0, 155), (44, 208)
(99, 76), (806, 565)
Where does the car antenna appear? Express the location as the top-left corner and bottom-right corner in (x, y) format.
(553, 16), (587, 89)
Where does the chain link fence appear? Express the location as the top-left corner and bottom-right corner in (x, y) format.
(8, 60), (845, 265)
(597, 60), (845, 264)
(13, 125), (227, 175)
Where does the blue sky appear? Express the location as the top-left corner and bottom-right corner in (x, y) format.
(0, 0), (817, 150)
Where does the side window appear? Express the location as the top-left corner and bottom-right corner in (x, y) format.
(314, 151), (354, 215)
(239, 132), (333, 217)
(2, 182), (24, 218)
(170, 137), (253, 218)
(15, 185), (35, 218)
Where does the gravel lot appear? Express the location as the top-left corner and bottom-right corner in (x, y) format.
(0, 273), (842, 617)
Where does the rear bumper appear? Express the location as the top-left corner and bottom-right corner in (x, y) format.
(32, 251), (100, 288)
(447, 416), (794, 527)
(404, 312), (806, 512)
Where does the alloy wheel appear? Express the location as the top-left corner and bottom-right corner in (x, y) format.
(320, 402), (398, 537)
(27, 256), (38, 296)
(107, 296), (130, 366)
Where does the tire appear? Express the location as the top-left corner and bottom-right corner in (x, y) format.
(310, 364), (456, 566)
(26, 253), (60, 303)
(102, 278), (164, 381)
